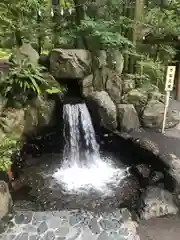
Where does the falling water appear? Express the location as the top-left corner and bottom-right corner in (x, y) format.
(62, 103), (100, 165)
(53, 103), (127, 195)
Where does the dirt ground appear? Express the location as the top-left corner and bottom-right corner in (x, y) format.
(138, 215), (180, 240)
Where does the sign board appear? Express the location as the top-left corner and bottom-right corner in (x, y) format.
(165, 66), (176, 91)
(162, 66), (176, 134)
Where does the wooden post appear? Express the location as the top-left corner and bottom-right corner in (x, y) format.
(162, 66), (176, 133)
(162, 91), (170, 134)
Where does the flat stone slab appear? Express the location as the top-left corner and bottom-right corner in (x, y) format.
(138, 215), (180, 240)
(0, 209), (140, 240)
(131, 129), (180, 157)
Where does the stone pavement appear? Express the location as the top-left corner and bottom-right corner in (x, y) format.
(138, 214), (180, 240)
(0, 208), (140, 240)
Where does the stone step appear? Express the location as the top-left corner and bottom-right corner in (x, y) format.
(0, 209), (140, 240)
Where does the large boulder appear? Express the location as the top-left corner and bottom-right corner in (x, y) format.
(49, 49), (92, 79)
(132, 137), (160, 156)
(24, 95), (55, 137)
(142, 84), (165, 102)
(86, 91), (117, 130)
(122, 88), (148, 113)
(81, 74), (94, 97)
(117, 104), (140, 132)
(142, 100), (180, 129)
(148, 91), (164, 102)
(106, 71), (122, 104)
(122, 74), (136, 94)
(0, 181), (13, 220)
(93, 68), (122, 103)
(138, 186), (178, 220)
(0, 45), (59, 143)
(0, 95), (55, 140)
(116, 175), (140, 208)
(9, 43), (39, 65)
(93, 68), (109, 91)
(92, 50), (107, 69)
(122, 79), (135, 94)
(0, 108), (25, 138)
(107, 50), (124, 74)
(163, 153), (180, 185)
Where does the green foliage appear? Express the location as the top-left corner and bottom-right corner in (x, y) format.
(136, 1), (180, 88)
(0, 0), (180, 89)
(136, 57), (165, 89)
(0, 0), (38, 46)
(0, 58), (62, 106)
(77, 18), (135, 50)
(0, 0), (136, 51)
(144, 7), (180, 38)
(0, 135), (20, 171)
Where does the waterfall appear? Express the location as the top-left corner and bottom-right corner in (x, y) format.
(62, 103), (100, 166)
(53, 103), (127, 195)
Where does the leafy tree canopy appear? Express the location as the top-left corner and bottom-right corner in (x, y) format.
(0, 0), (180, 88)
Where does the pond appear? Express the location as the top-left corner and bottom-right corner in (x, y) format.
(0, 101), (179, 240)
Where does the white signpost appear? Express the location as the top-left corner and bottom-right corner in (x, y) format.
(162, 66), (176, 134)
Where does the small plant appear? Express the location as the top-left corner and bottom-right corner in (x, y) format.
(0, 57), (62, 106)
(136, 56), (165, 90)
(0, 135), (20, 171)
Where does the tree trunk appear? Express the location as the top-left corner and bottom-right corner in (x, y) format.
(128, 0), (144, 73)
(15, 30), (23, 47)
(123, 0), (129, 73)
(127, 0), (135, 73)
(73, 0), (88, 49)
(52, 8), (60, 48)
(37, 13), (42, 55)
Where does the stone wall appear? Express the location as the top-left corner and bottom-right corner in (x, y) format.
(49, 49), (180, 132)
(1, 45), (180, 140)
(0, 44), (57, 142)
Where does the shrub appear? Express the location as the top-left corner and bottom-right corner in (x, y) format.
(0, 135), (20, 171)
(0, 57), (62, 106)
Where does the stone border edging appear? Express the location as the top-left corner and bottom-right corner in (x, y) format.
(113, 130), (180, 193)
